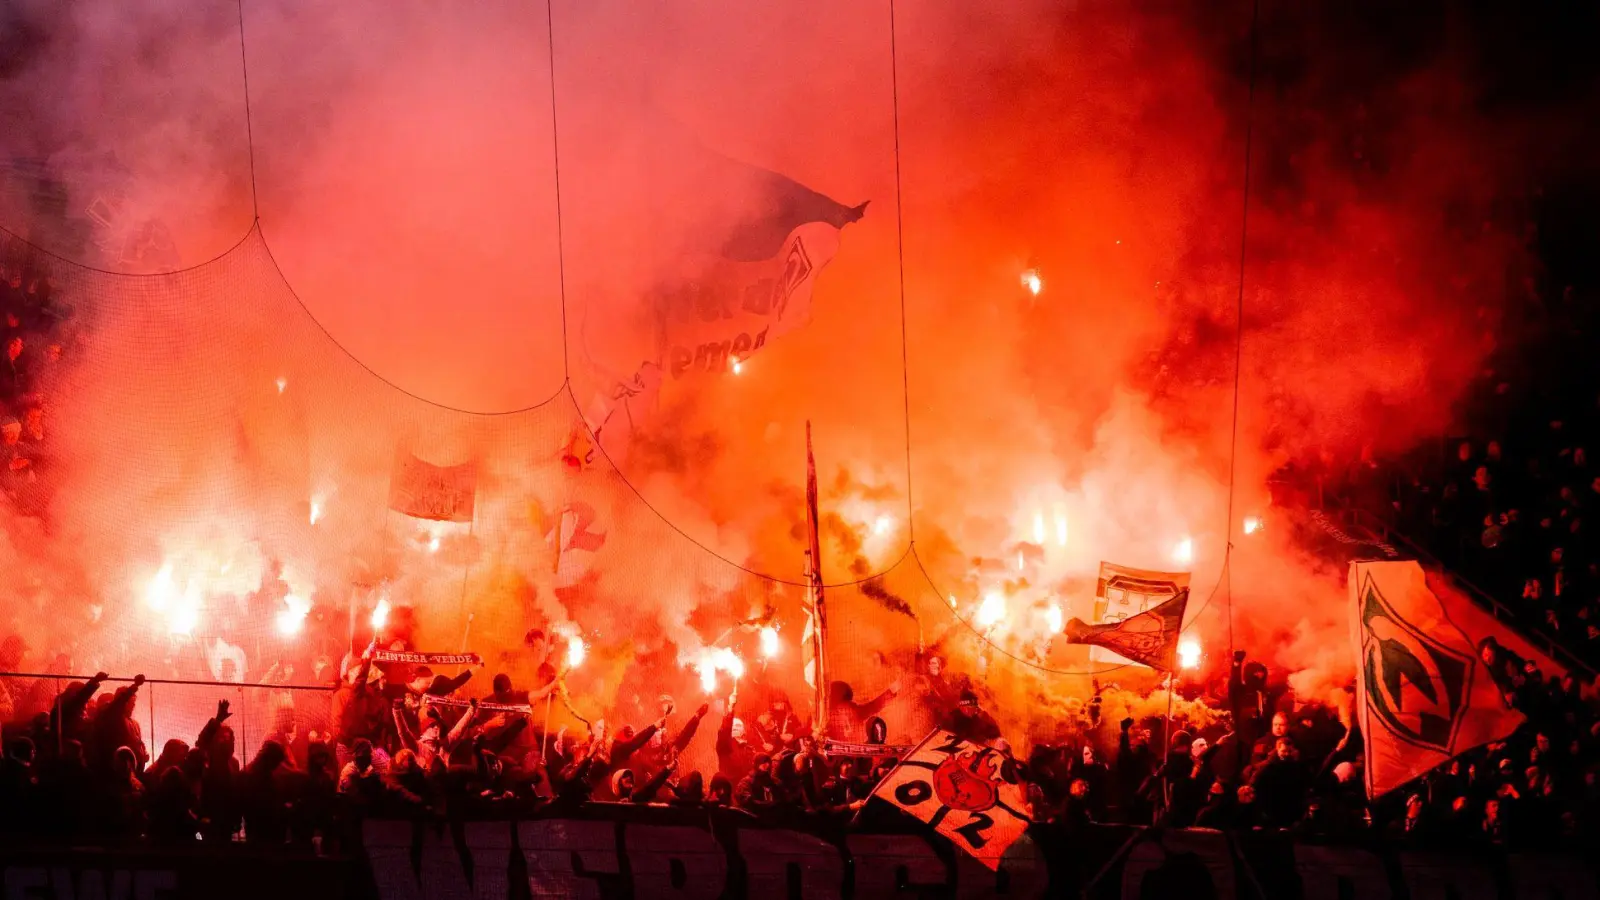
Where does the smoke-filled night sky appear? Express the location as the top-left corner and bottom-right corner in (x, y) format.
(0, 0), (1596, 746)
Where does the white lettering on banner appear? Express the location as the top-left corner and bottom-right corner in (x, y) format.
(2, 869), (171, 900)
(1398, 853), (1498, 900)
(1119, 831), (1234, 900)
(736, 829), (844, 900)
(517, 821), (618, 900)
(1292, 845), (1391, 900)
(623, 825), (727, 900)
(844, 835), (946, 896)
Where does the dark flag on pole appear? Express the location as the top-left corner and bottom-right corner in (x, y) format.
(804, 422), (829, 730)
(1063, 589), (1190, 671)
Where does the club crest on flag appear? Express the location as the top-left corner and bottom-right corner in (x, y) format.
(872, 729), (1030, 870)
(1357, 572), (1473, 753)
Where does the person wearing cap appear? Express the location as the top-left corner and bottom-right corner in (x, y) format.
(735, 753), (777, 811)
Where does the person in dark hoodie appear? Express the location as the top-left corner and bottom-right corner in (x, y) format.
(735, 754), (778, 812)
(941, 690), (1002, 746)
(88, 675), (147, 774)
(825, 679), (900, 743)
(238, 740), (290, 846)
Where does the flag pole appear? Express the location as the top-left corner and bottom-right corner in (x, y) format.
(1161, 670), (1175, 825)
(805, 422), (830, 737)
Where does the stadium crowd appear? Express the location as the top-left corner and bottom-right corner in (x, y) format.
(0, 256), (67, 517)
(3, 636), (1597, 854)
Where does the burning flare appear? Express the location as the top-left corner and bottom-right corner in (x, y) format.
(976, 591), (1006, 629)
(1173, 537), (1194, 566)
(370, 597), (390, 632)
(566, 634), (586, 669)
(1021, 268), (1043, 296)
(276, 594), (311, 636)
(1242, 516), (1262, 535)
(759, 625), (779, 659)
(1178, 637), (1201, 670)
(697, 647), (745, 694)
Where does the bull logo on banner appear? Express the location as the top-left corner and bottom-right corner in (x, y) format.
(873, 730), (1030, 869)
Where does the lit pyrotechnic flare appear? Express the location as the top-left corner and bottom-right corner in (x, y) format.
(1173, 537), (1194, 566)
(565, 634), (586, 669)
(1021, 268), (1042, 296)
(759, 625), (779, 659)
(428, 536), (441, 553)
(697, 648), (746, 694)
(1033, 511), (1045, 545)
(370, 597), (390, 632)
(730, 356), (744, 375)
(276, 594), (311, 636)
(1242, 516), (1262, 535)
(1055, 513), (1068, 547)
(1044, 603), (1063, 634)
(873, 514), (894, 537)
(145, 563), (176, 612)
(309, 497), (324, 525)
(275, 376), (287, 394)
(976, 592), (1006, 629)
(1178, 636), (1201, 670)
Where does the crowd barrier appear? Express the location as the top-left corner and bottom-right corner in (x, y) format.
(3, 805), (1596, 899)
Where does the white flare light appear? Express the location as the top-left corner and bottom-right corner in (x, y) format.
(1021, 269), (1043, 296)
(1178, 637), (1201, 670)
(1032, 512), (1045, 545)
(309, 498), (324, 525)
(759, 626), (779, 659)
(370, 598), (390, 632)
(873, 515), (894, 536)
(730, 356), (743, 375)
(1173, 537), (1194, 566)
(276, 593), (311, 637)
(1243, 516), (1262, 535)
(1055, 514), (1068, 547)
(977, 592), (1006, 629)
(566, 635), (586, 669)
(697, 647), (745, 693)
(275, 377), (287, 394)
(145, 563), (176, 612)
(1045, 604), (1064, 633)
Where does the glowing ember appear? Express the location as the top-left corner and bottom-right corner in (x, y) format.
(976, 592), (1006, 629)
(275, 376), (287, 394)
(872, 514), (894, 536)
(566, 634), (586, 669)
(759, 625), (779, 658)
(1044, 604), (1063, 633)
(730, 356), (743, 375)
(1242, 516), (1262, 535)
(309, 498), (324, 525)
(1173, 537), (1194, 566)
(1178, 637), (1201, 670)
(370, 597), (390, 632)
(1021, 269), (1042, 296)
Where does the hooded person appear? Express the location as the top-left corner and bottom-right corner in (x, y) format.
(330, 642), (388, 769)
(735, 753), (778, 811)
(754, 693), (809, 755)
(940, 689), (1001, 746)
(824, 679), (901, 743)
(715, 700), (758, 783)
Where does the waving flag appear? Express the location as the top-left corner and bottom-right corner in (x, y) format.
(388, 451), (477, 523)
(805, 421), (829, 725)
(581, 132), (865, 462)
(1082, 562), (1191, 667)
(1064, 589), (1190, 671)
(1351, 561), (1567, 798)
(872, 729), (1031, 870)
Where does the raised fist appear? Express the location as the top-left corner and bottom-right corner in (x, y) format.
(92, 672), (110, 683)
(1120, 717), (1134, 732)
(132, 674), (146, 687)
(1233, 650), (1247, 663)
(696, 703), (710, 718)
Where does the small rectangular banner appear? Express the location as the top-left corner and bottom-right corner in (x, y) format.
(389, 451), (477, 523)
(372, 650), (482, 666)
(426, 695), (532, 715)
(1089, 561), (1192, 666)
(871, 729), (1030, 870)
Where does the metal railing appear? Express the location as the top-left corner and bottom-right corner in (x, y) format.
(1, 672), (337, 765)
(1337, 508), (1597, 678)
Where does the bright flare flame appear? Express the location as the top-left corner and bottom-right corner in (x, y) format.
(1055, 513), (1068, 547)
(976, 592), (1006, 629)
(428, 536), (441, 553)
(1021, 269), (1043, 296)
(1173, 537), (1194, 566)
(370, 598), (390, 632)
(1016, 549), (1025, 571)
(566, 635), (586, 669)
(1178, 637), (1201, 670)
(697, 647), (746, 693)
(276, 593), (311, 637)
(1044, 604), (1064, 633)
(275, 376), (287, 394)
(759, 626), (779, 659)
(948, 594), (958, 609)
(145, 563), (176, 612)
(309, 498), (324, 525)
(873, 515), (894, 536)
(1243, 516), (1262, 535)
(1032, 512), (1045, 545)
(730, 356), (743, 375)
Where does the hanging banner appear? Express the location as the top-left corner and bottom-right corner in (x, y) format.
(1089, 561), (1191, 666)
(388, 452), (477, 523)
